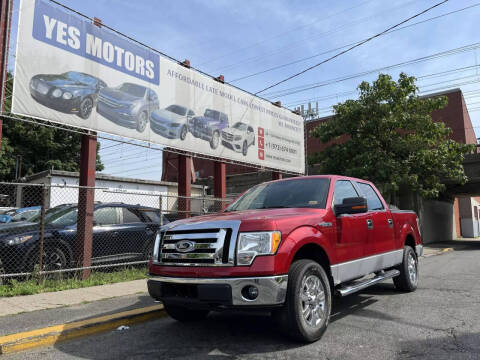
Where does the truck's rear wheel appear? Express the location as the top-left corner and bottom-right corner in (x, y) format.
(273, 259), (331, 343)
(164, 304), (209, 322)
(393, 246), (418, 292)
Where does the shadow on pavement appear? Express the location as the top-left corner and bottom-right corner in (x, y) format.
(51, 289), (387, 359)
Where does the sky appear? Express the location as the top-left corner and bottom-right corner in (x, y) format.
(7, 0), (480, 180)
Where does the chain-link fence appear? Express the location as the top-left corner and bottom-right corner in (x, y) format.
(0, 181), (232, 281)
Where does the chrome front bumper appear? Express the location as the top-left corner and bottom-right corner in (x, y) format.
(148, 275), (288, 306)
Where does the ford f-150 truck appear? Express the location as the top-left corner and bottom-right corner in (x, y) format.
(148, 175), (422, 342)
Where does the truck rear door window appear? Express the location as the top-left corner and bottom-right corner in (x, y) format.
(356, 182), (384, 210)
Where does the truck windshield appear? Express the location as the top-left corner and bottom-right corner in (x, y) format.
(166, 105), (187, 116)
(226, 178), (330, 211)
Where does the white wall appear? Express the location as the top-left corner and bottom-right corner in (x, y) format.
(49, 176), (168, 210)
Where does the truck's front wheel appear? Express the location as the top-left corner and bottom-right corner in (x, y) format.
(164, 304), (209, 322)
(274, 259), (331, 343)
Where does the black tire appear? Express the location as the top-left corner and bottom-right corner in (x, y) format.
(30, 246), (68, 272)
(242, 141), (248, 156)
(164, 304), (209, 322)
(78, 97), (93, 119)
(273, 259), (331, 343)
(180, 125), (187, 140)
(210, 131), (220, 149)
(393, 246), (418, 292)
(136, 111), (148, 132)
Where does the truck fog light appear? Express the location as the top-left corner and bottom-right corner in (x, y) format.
(242, 285), (259, 300)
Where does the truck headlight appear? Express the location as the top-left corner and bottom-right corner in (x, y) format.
(152, 232), (161, 261)
(234, 135), (242, 141)
(236, 231), (281, 265)
(7, 235), (33, 246)
(52, 88), (62, 98)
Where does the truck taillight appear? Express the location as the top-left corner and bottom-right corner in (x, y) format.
(416, 217), (421, 237)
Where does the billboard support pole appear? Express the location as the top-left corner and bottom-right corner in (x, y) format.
(0, 0), (13, 151)
(76, 133), (97, 280)
(178, 154), (191, 218)
(213, 74), (227, 207)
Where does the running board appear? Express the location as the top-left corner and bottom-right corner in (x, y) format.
(336, 269), (400, 297)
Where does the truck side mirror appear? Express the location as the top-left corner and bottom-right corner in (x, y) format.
(334, 197), (368, 216)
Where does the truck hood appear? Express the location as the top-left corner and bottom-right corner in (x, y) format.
(165, 207), (328, 234)
(222, 128), (243, 136)
(151, 109), (185, 124)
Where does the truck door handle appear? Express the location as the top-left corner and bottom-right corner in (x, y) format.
(366, 219), (373, 229)
(387, 219), (393, 228)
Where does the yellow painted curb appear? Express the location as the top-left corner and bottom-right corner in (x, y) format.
(0, 304), (165, 354)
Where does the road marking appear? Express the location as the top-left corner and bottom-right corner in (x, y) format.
(0, 304), (165, 354)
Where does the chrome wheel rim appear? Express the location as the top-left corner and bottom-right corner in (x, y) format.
(300, 274), (325, 328)
(407, 252), (417, 285)
(138, 112), (147, 132)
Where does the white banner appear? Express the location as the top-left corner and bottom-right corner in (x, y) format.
(12, 0), (305, 174)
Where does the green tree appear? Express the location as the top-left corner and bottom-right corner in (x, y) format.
(0, 73), (104, 181)
(310, 73), (475, 200)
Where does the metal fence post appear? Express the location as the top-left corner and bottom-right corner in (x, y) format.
(159, 194), (163, 226)
(37, 184), (47, 274)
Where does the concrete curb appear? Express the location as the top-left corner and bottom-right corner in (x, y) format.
(422, 247), (454, 257)
(0, 304), (165, 354)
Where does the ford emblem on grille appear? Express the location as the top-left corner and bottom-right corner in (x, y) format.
(175, 240), (195, 253)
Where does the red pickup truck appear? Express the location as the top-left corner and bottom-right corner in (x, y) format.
(148, 175), (422, 342)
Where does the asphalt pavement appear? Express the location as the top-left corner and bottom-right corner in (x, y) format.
(3, 241), (480, 360)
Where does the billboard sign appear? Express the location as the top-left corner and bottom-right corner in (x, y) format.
(12, 0), (305, 174)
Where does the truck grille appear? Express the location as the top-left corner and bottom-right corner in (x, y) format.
(158, 228), (233, 266)
(222, 132), (233, 141)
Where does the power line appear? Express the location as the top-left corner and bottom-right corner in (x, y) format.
(254, 0), (449, 96)
(231, 2), (480, 83)
(268, 43), (480, 100)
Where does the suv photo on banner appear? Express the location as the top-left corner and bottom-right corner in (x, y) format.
(12, 0), (305, 174)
